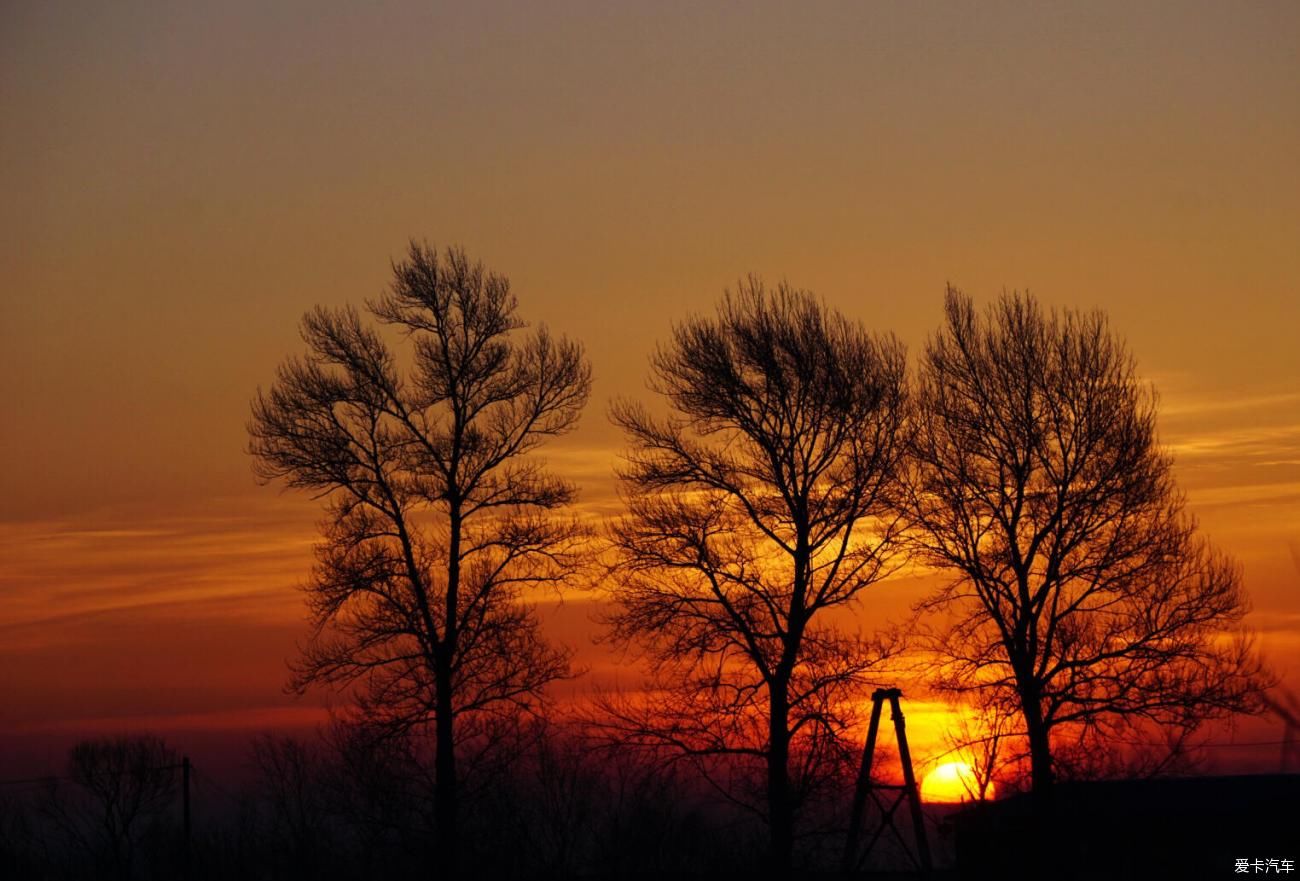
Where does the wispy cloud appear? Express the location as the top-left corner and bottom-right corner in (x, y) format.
(0, 495), (326, 732)
(0, 495), (319, 630)
(1158, 391), (1300, 419)
(1156, 387), (1300, 523)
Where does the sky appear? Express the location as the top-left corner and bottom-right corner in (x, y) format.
(2, 0), (1298, 778)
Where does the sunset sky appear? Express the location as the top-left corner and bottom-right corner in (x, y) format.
(3, 1), (1298, 779)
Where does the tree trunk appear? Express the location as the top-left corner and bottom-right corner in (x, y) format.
(1019, 684), (1054, 874)
(1022, 694), (1053, 796)
(767, 679), (793, 878)
(437, 505), (462, 877)
(435, 660), (458, 878)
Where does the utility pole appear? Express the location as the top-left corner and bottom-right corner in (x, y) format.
(181, 756), (191, 878)
(841, 688), (932, 875)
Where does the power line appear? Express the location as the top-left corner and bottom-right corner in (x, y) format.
(0, 763), (185, 788)
(190, 765), (242, 804)
(0, 775), (61, 788)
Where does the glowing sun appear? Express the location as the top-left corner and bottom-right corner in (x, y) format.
(920, 761), (994, 803)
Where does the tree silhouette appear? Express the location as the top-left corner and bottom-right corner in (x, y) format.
(905, 289), (1267, 794)
(248, 242), (591, 876)
(249, 734), (333, 880)
(602, 279), (908, 875)
(42, 735), (178, 881)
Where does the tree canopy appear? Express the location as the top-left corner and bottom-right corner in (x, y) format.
(904, 289), (1267, 792)
(602, 279), (909, 874)
(249, 243), (591, 876)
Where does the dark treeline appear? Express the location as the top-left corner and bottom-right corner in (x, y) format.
(0, 721), (924, 881)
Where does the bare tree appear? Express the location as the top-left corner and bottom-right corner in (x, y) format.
(248, 242), (591, 876)
(602, 279), (908, 875)
(905, 289), (1267, 795)
(939, 692), (1017, 802)
(249, 735), (332, 879)
(42, 735), (178, 881)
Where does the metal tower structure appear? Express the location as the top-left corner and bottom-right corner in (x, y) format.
(841, 687), (933, 874)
